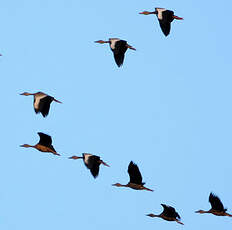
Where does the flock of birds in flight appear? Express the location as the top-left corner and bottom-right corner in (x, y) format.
(17, 6), (231, 226)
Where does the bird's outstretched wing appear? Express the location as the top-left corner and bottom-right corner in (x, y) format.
(113, 40), (128, 67)
(39, 96), (54, 117)
(37, 132), (52, 147)
(83, 154), (101, 178)
(209, 193), (226, 212)
(161, 204), (181, 219)
(158, 10), (174, 36)
(128, 161), (143, 185)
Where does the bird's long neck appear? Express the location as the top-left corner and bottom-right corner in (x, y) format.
(113, 183), (127, 187)
(147, 213), (161, 218)
(139, 11), (157, 15)
(21, 144), (35, 148)
(118, 183), (127, 187)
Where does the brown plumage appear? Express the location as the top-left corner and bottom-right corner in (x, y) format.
(147, 204), (184, 225)
(20, 91), (62, 117)
(195, 193), (232, 217)
(95, 38), (136, 67)
(20, 132), (60, 156)
(69, 153), (109, 178)
(112, 161), (153, 191)
(139, 8), (183, 36)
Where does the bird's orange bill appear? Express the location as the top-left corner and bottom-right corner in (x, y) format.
(94, 40), (109, 44)
(69, 155), (82, 159)
(53, 98), (62, 103)
(127, 45), (136, 51)
(146, 214), (156, 217)
(53, 152), (61, 156)
(101, 160), (110, 167)
(139, 11), (153, 15)
(173, 15), (183, 20)
(20, 92), (33, 96)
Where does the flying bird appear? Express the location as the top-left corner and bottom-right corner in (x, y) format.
(20, 132), (60, 156)
(195, 193), (232, 217)
(139, 8), (183, 36)
(147, 204), (184, 225)
(95, 38), (136, 67)
(20, 91), (62, 117)
(112, 161), (153, 191)
(69, 153), (110, 178)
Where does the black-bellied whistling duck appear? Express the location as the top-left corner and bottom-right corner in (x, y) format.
(20, 91), (62, 117)
(20, 132), (60, 156)
(139, 8), (183, 36)
(147, 204), (184, 225)
(95, 38), (136, 67)
(195, 193), (232, 217)
(112, 161), (153, 191)
(69, 153), (110, 178)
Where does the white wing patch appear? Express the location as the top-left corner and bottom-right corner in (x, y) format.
(109, 38), (120, 50)
(83, 153), (93, 165)
(33, 94), (47, 109)
(156, 8), (166, 20)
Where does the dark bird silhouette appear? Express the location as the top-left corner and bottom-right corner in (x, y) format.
(20, 132), (60, 156)
(95, 38), (136, 67)
(140, 8), (183, 36)
(195, 193), (232, 217)
(147, 204), (184, 225)
(69, 153), (110, 178)
(20, 91), (62, 117)
(112, 161), (153, 191)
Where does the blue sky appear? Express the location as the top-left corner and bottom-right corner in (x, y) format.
(0, 0), (232, 229)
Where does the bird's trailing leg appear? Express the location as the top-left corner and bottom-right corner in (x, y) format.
(127, 44), (136, 51)
(53, 98), (62, 103)
(176, 220), (184, 225)
(100, 160), (110, 167)
(52, 151), (60, 156)
(143, 186), (154, 192)
(173, 15), (183, 20)
(225, 213), (232, 217)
